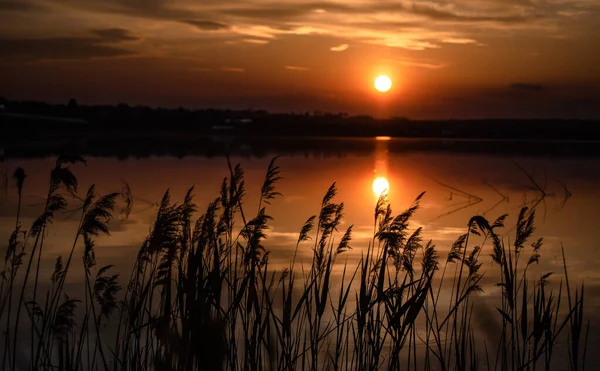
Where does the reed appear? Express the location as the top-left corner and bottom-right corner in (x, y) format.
(0, 157), (589, 371)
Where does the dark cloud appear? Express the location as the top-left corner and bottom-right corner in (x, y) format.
(222, 7), (310, 19)
(0, 37), (134, 60)
(106, 217), (139, 232)
(38, 0), (237, 31)
(219, 2), (535, 24)
(0, 26), (139, 61)
(218, 2), (399, 21)
(0, 203), (44, 219)
(510, 83), (545, 91)
(90, 28), (140, 42)
(0, 0), (38, 11)
(183, 20), (229, 31)
(410, 4), (532, 24)
(220, 3), (372, 20)
(68, 0), (205, 20)
(110, 0), (171, 15)
(350, 21), (422, 31)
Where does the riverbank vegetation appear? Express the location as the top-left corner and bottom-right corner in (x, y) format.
(0, 155), (589, 370)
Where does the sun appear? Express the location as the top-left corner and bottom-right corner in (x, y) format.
(372, 177), (390, 196)
(374, 75), (392, 92)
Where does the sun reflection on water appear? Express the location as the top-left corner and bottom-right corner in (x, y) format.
(372, 177), (390, 197)
(372, 135), (390, 198)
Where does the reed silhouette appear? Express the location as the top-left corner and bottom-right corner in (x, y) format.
(0, 156), (589, 371)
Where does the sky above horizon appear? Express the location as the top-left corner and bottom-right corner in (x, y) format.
(0, 0), (599, 119)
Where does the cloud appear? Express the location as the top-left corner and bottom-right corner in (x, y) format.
(218, 2), (536, 24)
(330, 43), (348, 52)
(221, 7), (307, 20)
(243, 38), (269, 44)
(220, 67), (245, 72)
(399, 60), (446, 69)
(409, 3), (533, 24)
(557, 10), (590, 17)
(285, 65), (309, 71)
(76, 0), (190, 20)
(190, 67), (212, 72)
(1, 0), (597, 100)
(376, 38), (439, 50)
(510, 83), (545, 91)
(13, 0), (574, 54)
(183, 20), (229, 31)
(0, 0), (39, 11)
(0, 27), (140, 61)
(230, 25), (278, 39)
(0, 37), (134, 60)
(90, 28), (139, 42)
(442, 38), (478, 45)
(210, 3), (524, 51)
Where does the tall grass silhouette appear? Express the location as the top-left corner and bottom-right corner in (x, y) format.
(0, 156), (589, 371)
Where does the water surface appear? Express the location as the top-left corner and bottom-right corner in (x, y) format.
(1, 137), (599, 367)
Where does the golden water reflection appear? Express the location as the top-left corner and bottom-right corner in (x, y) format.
(1, 148), (599, 371)
(1, 148), (599, 312)
(372, 176), (390, 196)
(373, 134), (390, 198)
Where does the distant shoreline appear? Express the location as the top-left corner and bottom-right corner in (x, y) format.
(3, 98), (600, 159)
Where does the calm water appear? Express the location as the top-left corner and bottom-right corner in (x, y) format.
(1, 137), (599, 366)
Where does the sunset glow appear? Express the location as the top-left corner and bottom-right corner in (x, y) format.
(3, 0), (600, 368)
(374, 76), (392, 92)
(0, 0), (598, 118)
(372, 177), (390, 196)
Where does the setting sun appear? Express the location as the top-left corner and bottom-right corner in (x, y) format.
(372, 177), (390, 196)
(374, 76), (392, 92)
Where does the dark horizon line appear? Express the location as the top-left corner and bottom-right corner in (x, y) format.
(2, 96), (599, 122)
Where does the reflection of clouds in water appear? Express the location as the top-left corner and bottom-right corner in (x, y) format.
(0, 200), (45, 219)
(0, 153), (597, 311)
(267, 231), (300, 242)
(92, 243), (140, 260)
(282, 195), (308, 203)
(431, 226), (466, 235)
(106, 218), (140, 232)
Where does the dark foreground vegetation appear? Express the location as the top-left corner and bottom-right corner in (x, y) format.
(0, 156), (590, 370)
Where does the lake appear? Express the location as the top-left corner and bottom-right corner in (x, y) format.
(1, 137), (599, 370)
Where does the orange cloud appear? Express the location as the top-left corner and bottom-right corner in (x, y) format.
(330, 44), (348, 52)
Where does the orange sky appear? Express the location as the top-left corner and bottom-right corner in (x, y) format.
(0, 0), (599, 118)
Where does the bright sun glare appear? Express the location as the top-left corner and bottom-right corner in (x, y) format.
(372, 177), (390, 196)
(374, 76), (392, 92)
